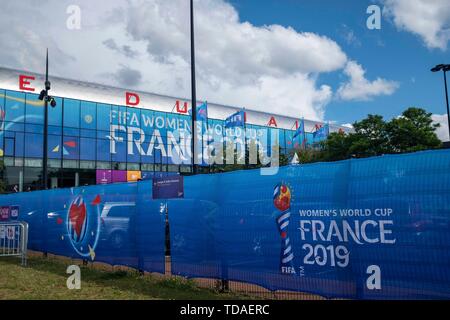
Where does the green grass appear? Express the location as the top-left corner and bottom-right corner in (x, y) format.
(0, 255), (246, 300)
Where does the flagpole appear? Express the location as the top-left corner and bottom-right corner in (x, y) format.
(302, 118), (307, 150)
(190, 0), (197, 175)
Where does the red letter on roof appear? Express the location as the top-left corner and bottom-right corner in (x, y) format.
(176, 100), (188, 114)
(126, 92), (140, 106)
(268, 116), (278, 127)
(19, 75), (35, 92)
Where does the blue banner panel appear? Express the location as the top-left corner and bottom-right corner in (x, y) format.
(169, 150), (450, 299)
(0, 183), (165, 274)
(135, 181), (166, 273)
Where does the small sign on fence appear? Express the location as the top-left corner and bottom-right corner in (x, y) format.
(0, 206), (10, 221)
(10, 206), (19, 220)
(6, 226), (15, 240)
(152, 176), (184, 199)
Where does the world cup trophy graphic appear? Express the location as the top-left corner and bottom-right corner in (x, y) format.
(273, 183), (296, 275)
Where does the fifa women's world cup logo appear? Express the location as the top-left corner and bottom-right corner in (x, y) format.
(273, 183), (296, 275)
(66, 195), (101, 261)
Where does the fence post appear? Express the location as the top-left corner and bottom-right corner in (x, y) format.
(21, 221), (28, 266)
(220, 257), (229, 293)
(42, 191), (48, 257)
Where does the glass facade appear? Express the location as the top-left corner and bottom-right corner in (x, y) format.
(0, 88), (323, 192)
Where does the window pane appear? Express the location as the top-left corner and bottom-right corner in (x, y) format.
(97, 103), (111, 131)
(126, 105), (140, 127)
(14, 158), (23, 167)
(4, 137), (14, 156)
(127, 163), (139, 171)
(48, 97), (63, 126)
(80, 101), (97, 129)
(141, 109), (153, 135)
(25, 93), (44, 125)
(80, 129), (96, 138)
(48, 159), (61, 168)
(80, 160), (95, 169)
(25, 123), (43, 134)
(24, 133), (43, 158)
(5, 90), (25, 132)
(96, 161), (111, 169)
(127, 127), (141, 163)
(14, 132), (25, 157)
(48, 125), (62, 135)
(63, 127), (79, 136)
(80, 137), (96, 160)
(111, 125), (126, 163)
(63, 99), (80, 128)
(63, 160), (79, 169)
(24, 158), (43, 167)
(96, 138), (110, 161)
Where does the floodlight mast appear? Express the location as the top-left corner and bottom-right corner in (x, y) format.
(431, 64), (450, 140)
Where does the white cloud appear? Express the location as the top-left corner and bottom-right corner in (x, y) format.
(119, 0), (347, 119)
(432, 114), (450, 141)
(339, 24), (361, 47)
(0, 0), (396, 122)
(383, 0), (450, 50)
(337, 61), (399, 101)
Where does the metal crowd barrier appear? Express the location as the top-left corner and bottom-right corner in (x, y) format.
(0, 221), (28, 266)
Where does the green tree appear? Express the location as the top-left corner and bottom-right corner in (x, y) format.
(386, 107), (442, 153)
(321, 131), (355, 161)
(350, 114), (392, 157)
(318, 107), (442, 163)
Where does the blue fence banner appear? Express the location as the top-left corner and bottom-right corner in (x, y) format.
(168, 149), (450, 299)
(0, 181), (165, 273)
(1, 149), (450, 299)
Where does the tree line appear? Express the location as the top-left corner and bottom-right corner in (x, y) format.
(295, 107), (442, 164)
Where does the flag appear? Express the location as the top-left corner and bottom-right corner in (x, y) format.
(293, 118), (305, 139)
(196, 102), (208, 121)
(188, 101), (208, 121)
(313, 123), (329, 140)
(225, 109), (246, 128)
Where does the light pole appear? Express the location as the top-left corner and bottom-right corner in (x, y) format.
(431, 64), (450, 140)
(190, 0), (198, 175)
(38, 49), (56, 189)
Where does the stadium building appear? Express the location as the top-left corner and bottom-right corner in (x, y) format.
(0, 67), (350, 192)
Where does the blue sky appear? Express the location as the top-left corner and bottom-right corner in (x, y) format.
(229, 0), (450, 125)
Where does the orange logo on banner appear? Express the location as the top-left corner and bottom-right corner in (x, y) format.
(127, 171), (141, 182)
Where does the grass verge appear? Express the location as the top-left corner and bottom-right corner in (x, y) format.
(0, 255), (247, 300)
